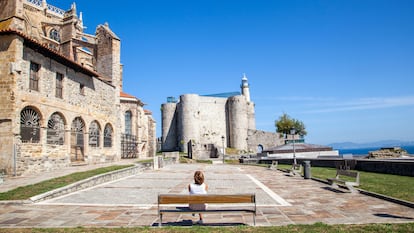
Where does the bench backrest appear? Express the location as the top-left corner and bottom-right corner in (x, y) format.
(158, 194), (256, 205)
(336, 169), (360, 184)
(336, 169), (358, 178)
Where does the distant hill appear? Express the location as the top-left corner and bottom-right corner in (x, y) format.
(328, 140), (414, 149)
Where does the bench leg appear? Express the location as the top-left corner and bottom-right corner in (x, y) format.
(346, 185), (357, 193)
(253, 213), (256, 226)
(159, 213), (162, 227)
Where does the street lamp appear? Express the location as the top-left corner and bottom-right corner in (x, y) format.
(221, 136), (225, 164)
(290, 128), (296, 165)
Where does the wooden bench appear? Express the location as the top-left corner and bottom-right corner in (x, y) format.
(327, 169), (360, 193)
(158, 193), (256, 226)
(268, 161), (278, 170)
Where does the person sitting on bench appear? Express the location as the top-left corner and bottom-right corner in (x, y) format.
(188, 170), (209, 224)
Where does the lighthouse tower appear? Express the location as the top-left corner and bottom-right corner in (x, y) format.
(241, 73), (251, 102)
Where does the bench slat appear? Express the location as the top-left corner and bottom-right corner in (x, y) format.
(160, 208), (256, 213)
(159, 194), (255, 204)
(336, 170), (359, 178)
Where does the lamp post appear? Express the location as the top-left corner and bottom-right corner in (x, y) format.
(290, 128), (296, 165)
(221, 136), (225, 164)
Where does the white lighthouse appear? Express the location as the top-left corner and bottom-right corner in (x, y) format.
(241, 73), (251, 102)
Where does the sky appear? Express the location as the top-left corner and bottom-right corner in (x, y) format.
(48, 0), (414, 145)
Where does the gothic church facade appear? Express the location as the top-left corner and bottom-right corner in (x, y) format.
(0, 0), (155, 175)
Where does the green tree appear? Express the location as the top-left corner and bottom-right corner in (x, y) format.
(275, 113), (307, 138)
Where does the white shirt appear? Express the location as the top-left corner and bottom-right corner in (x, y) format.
(189, 183), (207, 194)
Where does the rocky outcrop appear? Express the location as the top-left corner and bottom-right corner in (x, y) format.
(368, 147), (407, 159)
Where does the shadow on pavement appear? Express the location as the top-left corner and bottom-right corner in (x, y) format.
(374, 213), (414, 220)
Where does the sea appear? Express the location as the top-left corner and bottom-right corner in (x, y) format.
(337, 145), (414, 157)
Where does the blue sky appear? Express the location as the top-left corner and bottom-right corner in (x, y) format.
(49, 0), (414, 145)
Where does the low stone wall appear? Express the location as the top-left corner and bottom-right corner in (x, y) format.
(30, 163), (152, 202)
(258, 158), (414, 177)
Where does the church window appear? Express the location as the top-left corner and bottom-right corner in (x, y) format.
(56, 72), (63, 98)
(30, 62), (40, 91)
(47, 112), (65, 145)
(125, 111), (132, 135)
(20, 107), (41, 143)
(104, 124), (113, 147)
(49, 28), (61, 42)
(89, 121), (101, 147)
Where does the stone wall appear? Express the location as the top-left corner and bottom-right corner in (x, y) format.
(248, 130), (284, 153)
(3, 41), (120, 175)
(161, 84), (281, 158)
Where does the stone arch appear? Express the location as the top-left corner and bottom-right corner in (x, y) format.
(104, 123), (113, 147)
(20, 106), (42, 143)
(46, 112), (66, 145)
(89, 120), (101, 147)
(257, 144), (264, 153)
(70, 117), (85, 162)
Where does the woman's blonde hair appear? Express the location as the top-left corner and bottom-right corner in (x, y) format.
(194, 170), (205, 185)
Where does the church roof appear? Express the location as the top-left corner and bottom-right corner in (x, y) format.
(0, 28), (110, 83)
(120, 91), (145, 106)
(201, 92), (240, 98)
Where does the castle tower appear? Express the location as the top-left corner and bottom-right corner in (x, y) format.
(228, 95), (248, 150)
(161, 101), (178, 151)
(178, 94), (200, 153)
(241, 73), (251, 102)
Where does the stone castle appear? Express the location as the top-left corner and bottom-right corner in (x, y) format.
(161, 75), (284, 159)
(0, 0), (156, 175)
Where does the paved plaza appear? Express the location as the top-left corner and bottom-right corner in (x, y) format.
(1, 162), (414, 227)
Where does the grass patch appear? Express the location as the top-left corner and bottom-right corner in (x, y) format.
(195, 159), (213, 164)
(136, 159), (154, 164)
(0, 164), (133, 200)
(276, 164), (414, 202)
(1, 222), (414, 233)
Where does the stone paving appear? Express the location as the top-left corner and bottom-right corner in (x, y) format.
(1, 162), (414, 228)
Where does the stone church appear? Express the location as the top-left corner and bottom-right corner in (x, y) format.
(161, 75), (284, 159)
(0, 0), (156, 176)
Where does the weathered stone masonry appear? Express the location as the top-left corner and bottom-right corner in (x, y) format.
(161, 75), (284, 159)
(0, 0), (156, 175)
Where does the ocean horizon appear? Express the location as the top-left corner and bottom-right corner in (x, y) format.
(337, 145), (414, 157)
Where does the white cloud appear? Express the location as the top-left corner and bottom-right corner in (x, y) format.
(301, 96), (414, 113)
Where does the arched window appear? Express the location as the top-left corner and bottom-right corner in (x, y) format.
(257, 145), (264, 153)
(125, 111), (132, 135)
(104, 124), (113, 147)
(71, 117), (85, 147)
(89, 121), (101, 147)
(20, 107), (41, 143)
(47, 112), (65, 145)
(71, 117), (85, 162)
(49, 28), (60, 42)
